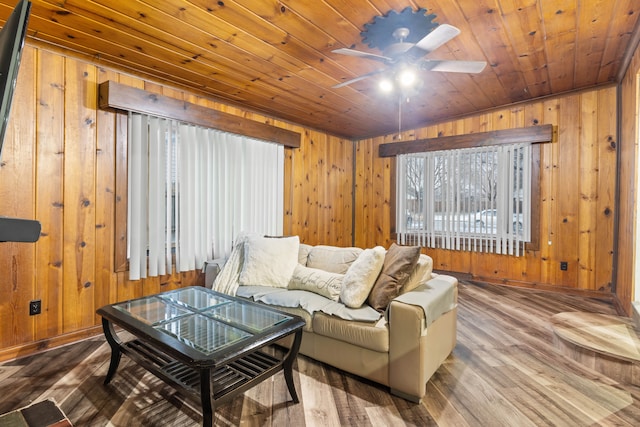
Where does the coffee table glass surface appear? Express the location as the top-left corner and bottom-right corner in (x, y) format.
(109, 288), (291, 355)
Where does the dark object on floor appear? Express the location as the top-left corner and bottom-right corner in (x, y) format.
(0, 398), (72, 427)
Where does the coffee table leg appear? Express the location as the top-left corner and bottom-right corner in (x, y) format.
(101, 317), (122, 385)
(200, 369), (213, 427)
(283, 329), (302, 403)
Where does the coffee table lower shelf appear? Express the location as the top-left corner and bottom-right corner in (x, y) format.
(120, 339), (284, 404)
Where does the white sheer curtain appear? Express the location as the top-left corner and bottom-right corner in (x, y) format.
(128, 112), (284, 280)
(397, 143), (531, 256)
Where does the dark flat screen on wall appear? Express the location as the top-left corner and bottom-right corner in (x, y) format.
(0, 0), (40, 243)
(0, 0), (30, 158)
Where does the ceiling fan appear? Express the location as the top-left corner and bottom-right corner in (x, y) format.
(332, 8), (487, 89)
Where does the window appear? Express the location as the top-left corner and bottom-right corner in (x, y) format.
(396, 143), (531, 256)
(127, 112), (284, 280)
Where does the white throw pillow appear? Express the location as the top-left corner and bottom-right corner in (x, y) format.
(340, 246), (385, 308)
(288, 264), (344, 301)
(239, 235), (300, 288)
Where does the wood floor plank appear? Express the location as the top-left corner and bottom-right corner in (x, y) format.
(1, 280), (639, 426)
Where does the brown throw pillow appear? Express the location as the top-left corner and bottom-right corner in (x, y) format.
(367, 243), (421, 312)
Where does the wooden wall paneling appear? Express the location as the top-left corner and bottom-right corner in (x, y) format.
(283, 141), (294, 237)
(595, 87), (617, 292)
(94, 66), (119, 321)
(306, 131), (320, 244)
(340, 136), (353, 247)
(301, 129), (318, 244)
(540, 98), (560, 284)
(521, 103), (545, 284)
(615, 44), (640, 313)
(290, 131), (307, 242)
(353, 136), (370, 249)
(318, 132), (330, 243)
(353, 138), (364, 248)
(141, 275), (161, 300)
(577, 91), (598, 290)
(322, 133), (352, 246)
(0, 46), (37, 348)
(324, 135), (346, 246)
(371, 134), (385, 249)
(62, 60), (97, 332)
(361, 89), (618, 293)
(338, 135), (352, 246)
(34, 48), (65, 339)
(556, 95), (581, 288)
(380, 145), (392, 250)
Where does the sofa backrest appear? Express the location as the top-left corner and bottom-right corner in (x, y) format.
(298, 244), (435, 292)
(302, 245), (363, 274)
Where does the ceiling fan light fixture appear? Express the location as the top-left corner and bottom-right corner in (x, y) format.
(379, 78), (394, 92)
(397, 68), (417, 87)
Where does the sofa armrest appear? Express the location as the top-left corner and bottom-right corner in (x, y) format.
(203, 258), (226, 289)
(388, 275), (458, 401)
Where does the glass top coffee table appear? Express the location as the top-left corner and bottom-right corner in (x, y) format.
(96, 286), (305, 427)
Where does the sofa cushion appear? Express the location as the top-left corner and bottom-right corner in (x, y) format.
(313, 312), (389, 353)
(239, 235), (299, 288)
(402, 254), (433, 294)
(288, 264), (343, 301)
(368, 243), (421, 312)
(235, 298), (314, 332)
(340, 246), (386, 308)
(306, 245), (363, 274)
(298, 243), (313, 265)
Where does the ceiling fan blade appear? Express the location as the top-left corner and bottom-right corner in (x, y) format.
(414, 24), (461, 53)
(333, 68), (386, 88)
(332, 48), (391, 63)
(421, 60), (487, 73)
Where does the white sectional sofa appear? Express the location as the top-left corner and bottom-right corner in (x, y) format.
(205, 235), (458, 402)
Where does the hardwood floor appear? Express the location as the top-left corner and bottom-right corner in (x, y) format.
(1, 280), (639, 426)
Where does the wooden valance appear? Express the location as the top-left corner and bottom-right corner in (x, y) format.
(378, 124), (553, 157)
(98, 81), (301, 148)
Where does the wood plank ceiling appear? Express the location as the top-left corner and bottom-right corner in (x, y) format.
(1, 0), (638, 139)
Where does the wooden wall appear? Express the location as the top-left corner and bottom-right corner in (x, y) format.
(355, 87), (618, 295)
(0, 41), (630, 360)
(616, 42), (640, 315)
(0, 44), (353, 360)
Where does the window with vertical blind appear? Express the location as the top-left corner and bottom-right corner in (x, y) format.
(396, 143), (531, 256)
(127, 112), (284, 280)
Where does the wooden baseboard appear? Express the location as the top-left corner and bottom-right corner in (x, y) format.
(0, 326), (103, 363)
(436, 269), (621, 309)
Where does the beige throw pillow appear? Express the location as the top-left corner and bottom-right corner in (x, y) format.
(239, 235), (300, 288)
(307, 245), (363, 274)
(288, 264), (344, 301)
(368, 243), (421, 312)
(402, 254), (433, 294)
(340, 246), (385, 308)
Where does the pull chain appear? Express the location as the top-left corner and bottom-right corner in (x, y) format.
(398, 96), (402, 139)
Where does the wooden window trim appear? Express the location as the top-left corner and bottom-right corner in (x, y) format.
(386, 125), (554, 252)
